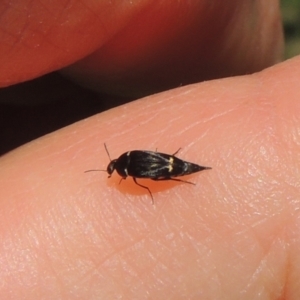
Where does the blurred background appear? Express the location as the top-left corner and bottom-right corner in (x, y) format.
(0, 1), (299, 156)
(282, 0), (300, 58)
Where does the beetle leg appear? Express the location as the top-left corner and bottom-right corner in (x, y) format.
(133, 178), (154, 205)
(151, 177), (195, 185)
(172, 148), (181, 156)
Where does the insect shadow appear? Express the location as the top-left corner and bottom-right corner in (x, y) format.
(85, 144), (211, 204)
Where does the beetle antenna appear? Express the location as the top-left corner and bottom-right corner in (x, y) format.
(104, 143), (112, 161)
(84, 169), (106, 173)
(84, 143), (112, 173)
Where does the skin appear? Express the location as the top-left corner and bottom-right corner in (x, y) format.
(1, 1), (299, 299)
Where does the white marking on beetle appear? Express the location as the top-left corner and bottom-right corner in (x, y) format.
(168, 157), (174, 172)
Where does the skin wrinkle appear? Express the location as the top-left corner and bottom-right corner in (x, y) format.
(98, 254), (123, 290)
(94, 208), (147, 256)
(243, 246), (282, 296)
(234, 216), (287, 295)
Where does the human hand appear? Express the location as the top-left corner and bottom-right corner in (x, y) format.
(2, 1), (297, 299)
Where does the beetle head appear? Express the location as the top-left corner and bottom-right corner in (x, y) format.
(107, 159), (117, 176)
